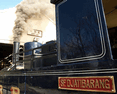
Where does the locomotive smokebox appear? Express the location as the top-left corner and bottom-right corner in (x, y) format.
(12, 42), (20, 64)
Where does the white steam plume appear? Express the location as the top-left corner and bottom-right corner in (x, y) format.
(13, 0), (55, 42)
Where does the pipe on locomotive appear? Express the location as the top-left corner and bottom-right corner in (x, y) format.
(12, 42), (20, 65)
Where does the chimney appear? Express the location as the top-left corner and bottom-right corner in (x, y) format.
(12, 42), (20, 64)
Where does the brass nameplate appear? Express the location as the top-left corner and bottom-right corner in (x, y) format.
(58, 76), (116, 93)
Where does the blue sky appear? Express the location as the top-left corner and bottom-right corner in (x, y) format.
(0, 0), (22, 10)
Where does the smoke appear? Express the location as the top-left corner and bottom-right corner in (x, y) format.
(13, 0), (55, 42)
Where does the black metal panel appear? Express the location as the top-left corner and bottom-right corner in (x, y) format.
(41, 41), (56, 53)
(42, 54), (57, 67)
(25, 68), (117, 94)
(56, 0), (112, 64)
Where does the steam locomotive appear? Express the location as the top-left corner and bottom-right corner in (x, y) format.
(0, 0), (117, 94)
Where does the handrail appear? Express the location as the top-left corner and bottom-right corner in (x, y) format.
(12, 46), (57, 70)
(1, 43), (57, 71)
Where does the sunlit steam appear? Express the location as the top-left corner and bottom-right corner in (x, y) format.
(13, 0), (55, 42)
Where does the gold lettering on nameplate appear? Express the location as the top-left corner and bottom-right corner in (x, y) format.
(90, 79), (94, 88)
(105, 79), (110, 89)
(61, 79), (66, 87)
(58, 76), (116, 93)
(95, 79), (99, 88)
